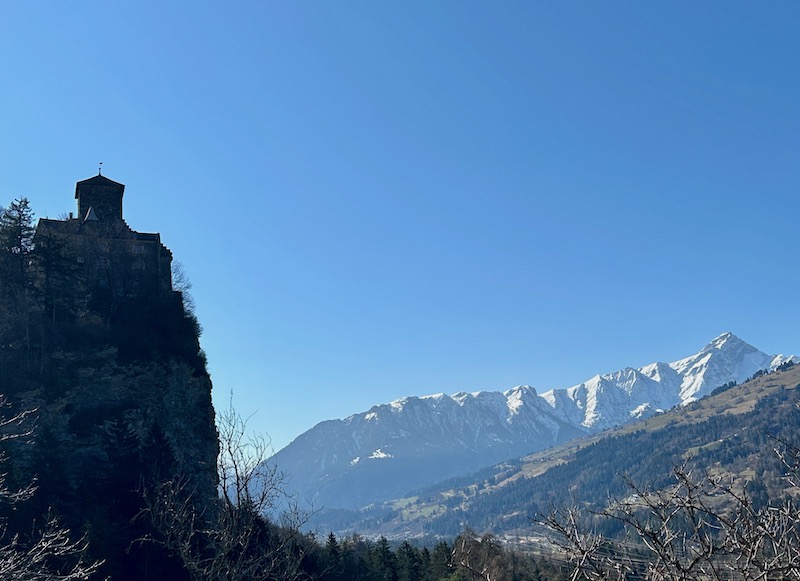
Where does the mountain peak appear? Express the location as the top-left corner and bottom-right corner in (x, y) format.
(272, 332), (795, 511)
(703, 332), (745, 352)
(503, 385), (536, 397)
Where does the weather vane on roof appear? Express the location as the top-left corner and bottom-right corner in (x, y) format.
(98, 161), (103, 176)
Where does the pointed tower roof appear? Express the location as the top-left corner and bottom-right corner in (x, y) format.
(74, 173), (125, 222)
(74, 174), (125, 199)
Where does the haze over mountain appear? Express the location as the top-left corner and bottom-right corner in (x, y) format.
(273, 333), (796, 509)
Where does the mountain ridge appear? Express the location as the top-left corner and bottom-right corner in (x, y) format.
(540, 331), (795, 431)
(273, 333), (796, 510)
(323, 362), (800, 540)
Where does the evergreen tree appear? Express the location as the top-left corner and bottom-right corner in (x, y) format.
(0, 198), (35, 271)
(430, 540), (453, 580)
(0, 198), (37, 366)
(32, 228), (82, 330)
(325, 532), (343, 579)
(396, 541), (422, 581)
(418, 547), (435, 581)
(372, 536), (397, 581)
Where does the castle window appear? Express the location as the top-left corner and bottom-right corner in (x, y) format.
(132, 244), (145, 255)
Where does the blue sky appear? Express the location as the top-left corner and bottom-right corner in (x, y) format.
(1, 3), (799, 452)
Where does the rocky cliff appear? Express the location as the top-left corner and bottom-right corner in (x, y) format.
(0, 294), (218, 580)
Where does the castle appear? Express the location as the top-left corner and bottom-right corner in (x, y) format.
(1, 175), (218, 580)
(35, 174), (175, 304)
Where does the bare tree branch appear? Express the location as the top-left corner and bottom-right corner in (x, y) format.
(539, 452), (800, 581)
(142, 401), (314, 581)
(0, 396), (103, 580)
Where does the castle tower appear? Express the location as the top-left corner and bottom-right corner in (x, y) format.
(36, 175), (175, 301)
(75, 174), (125, 222)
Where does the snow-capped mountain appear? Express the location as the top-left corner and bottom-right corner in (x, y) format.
(273, 386), (585, 508)
(272, 333), (796, 509)
(541, 332), (796, 431)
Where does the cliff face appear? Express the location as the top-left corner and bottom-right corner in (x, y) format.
(0, 294), (219, 580)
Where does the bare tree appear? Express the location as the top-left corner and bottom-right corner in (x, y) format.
(450, 530), (524, 581)
(171, 261), (196, 315)
(0, 397), (103, 580)
(143, 402), (313, 581)
(540, 451), (800, 581)
(0, 511), (103, 581)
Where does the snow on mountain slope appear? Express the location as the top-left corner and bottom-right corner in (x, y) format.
(271, 386), (584, 509)
(540, 332), (797, 431)
(669, 332), (789, 401)
(271, 333), (796, 509)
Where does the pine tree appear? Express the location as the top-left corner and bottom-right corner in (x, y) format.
(0, 198), (37, 363)
(372, 536), (398, 581)
(430, 540), (453, 580)
(32, 228), (81, 329)
(396, 541), (421, 581)
(325, 532), (343, 579)
(0, 198), (35, 290)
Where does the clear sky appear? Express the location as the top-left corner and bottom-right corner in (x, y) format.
(1, 2), (799, 452)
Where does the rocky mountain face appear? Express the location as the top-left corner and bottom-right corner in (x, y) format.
(273, 333), (795, 510)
